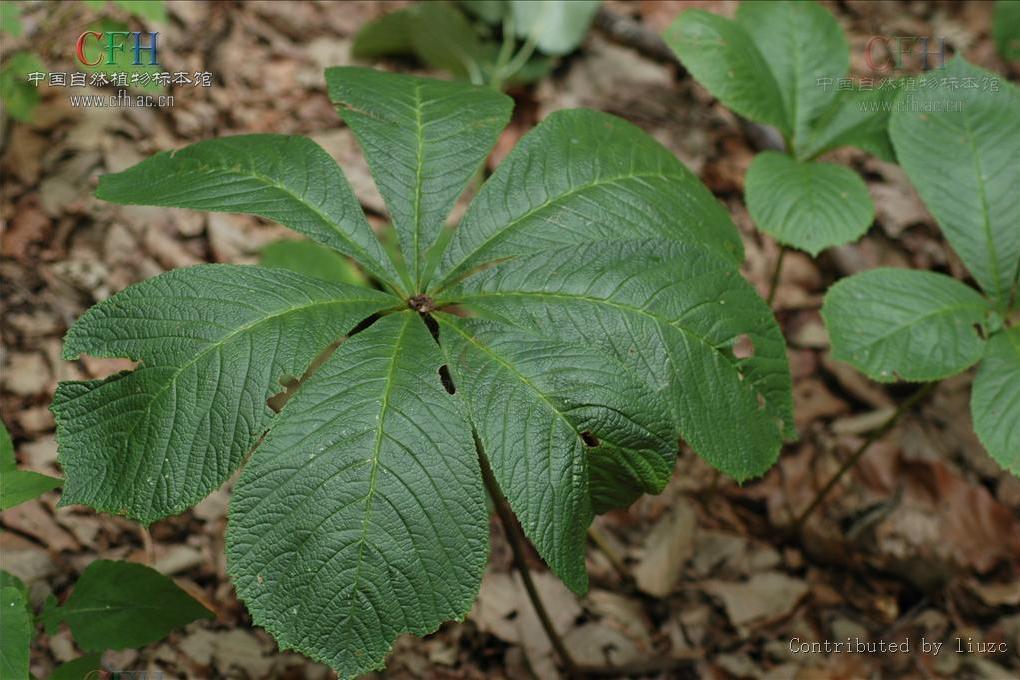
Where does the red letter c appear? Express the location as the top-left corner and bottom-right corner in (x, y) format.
(76, 32), (103, 66)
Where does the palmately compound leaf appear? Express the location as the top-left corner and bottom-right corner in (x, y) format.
(734, 0), (847, 152)
(54, 265), (396, 523)
(45, 560), (213, 651)
(227, 312), (488, 677)
(0, 574), (30, 680)
(436, 108), (744, 288)
(664, 9), (788, 135)
(972, 327), (1020, 474)
(889, 57), (1020, 309)
(822, 268), (991, 382)
(67, 66), (795, 678)
(745, 151), (874, 256)
(1, 420), (62, 510)
(96, 134), (401, 289)
(326, 67), (513, 290)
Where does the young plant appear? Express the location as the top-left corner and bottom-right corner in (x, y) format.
(0, 424), (211, 678)
(664, 1), (894, 259)
(353, 0), (599, 89)
(823, 57), (1020, 475)
(53, 67), (793, 676)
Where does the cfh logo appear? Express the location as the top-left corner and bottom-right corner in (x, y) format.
(75, 31), (159, 66)
(865, 36), (946, 72)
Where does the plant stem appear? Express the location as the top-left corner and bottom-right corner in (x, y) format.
(792, 381), (936, 531)
(766, 245), (786, 307)
(476, 438), (581, 677)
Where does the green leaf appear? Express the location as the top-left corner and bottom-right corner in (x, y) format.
(45, 560), (212, 651)
(664, 9), (788, 135)
(972, 327), (1020, 474)
(745, 151), (874, 255)
(822, 268), (991, 382)
(461, 0), (507, 24)
(48, 653), (104, 680)
(1, 2), (22, 36)
(0, 571), (27, 597)
(226, 312), (487, 678)
(96, 134), (401, 289)
(889, 57), (1020, 308)
(0, 585), (31, 680)
(1, 52), (44, 123)
(436, 108), (744, 289)
(443, 239), (794, 482)
(406, 2), (488, 80)
(734, 1), (848, 152)
(509, 0), (600, 56)
(260, 238), (368, 287)
(327, 67), (513, 290)
(1, 421), (62, 510)
(439, 313), (675, 592)
(352, 9), (416, 60)
(994, 0), (1020, 61)
(799, 85), (897, 162)
(53, 265), (396, 523)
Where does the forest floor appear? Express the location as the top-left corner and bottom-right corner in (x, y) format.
(2, 1), (1019, 679)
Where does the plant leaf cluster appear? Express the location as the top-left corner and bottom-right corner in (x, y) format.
(53, 66), (794, 677)
(823, 57), (1020, 474)
(664, 0), (893, 256)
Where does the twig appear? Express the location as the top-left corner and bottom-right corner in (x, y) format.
(475, 437), (581, 677)
(586, 524), (631, 584)
(792, 382), (936, 531)
(139, 525), (156, 566)
(593, 7), (679, 66)
(766, 246), (786, 307)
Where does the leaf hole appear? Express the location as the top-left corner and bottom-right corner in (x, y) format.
(438, 365), (456, 395)
(580, 431), (600, 447)
(733, 333), (755, 359)
(972, 323), (986, 340)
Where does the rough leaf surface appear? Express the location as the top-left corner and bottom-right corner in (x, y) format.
(439, 314), (675, 592)
(889, 57), (1020, 307)
(444, 240), (794, 479)
(227, 313), (488, 677)
(327, 67), (512, 290)
(66, 67), (796, 678)
(745, 151), (874, 256)
(437, 108), (744, 288)
(54, 265), (395, 523)
(972, 327), (1020, 474)
(96, 134), (400, 287)
(823, 268), (990, 382)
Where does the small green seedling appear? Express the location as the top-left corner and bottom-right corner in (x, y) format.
(0, 423), (212, 679)
(823, 57), (1020, 474)
(353, 0), (600, 89)
(665, 0), (895, 257)
(52, 66), (793, 677)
